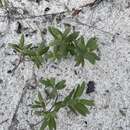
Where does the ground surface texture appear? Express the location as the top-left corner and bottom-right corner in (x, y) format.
(0, 0), (130, 130)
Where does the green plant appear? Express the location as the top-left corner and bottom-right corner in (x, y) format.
(9, 27), (99, 130)
(48, 26), (79, 60)
(40, 78), (66, 98)
(32, 79), (94, 130)
(74, 36), (100, 66)
(48, 26), (99, 66)
(10, 34), (49, 68)
(10, 27), (100, 68)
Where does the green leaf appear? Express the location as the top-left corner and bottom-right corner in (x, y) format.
(48, 26), (62, 40)
(90, 52), (100, 61)
(32, 104), (42, 108)
(23, 49), (36, 57)
(55, 80), (66, 90)
(67, 43), (75, 55)
(79, 99), (95, 106)
(38, 45), (49, 56)
(73, 82), (85, 98)
(77, 36), (86, 50)
(48, 116), (56, 130)
(74, 102), (89, 116)
(19, 34), (24, 49)
(31, 56), (42, 68)
(66, 32), (79, 42)
(34, 100), (41, 105)
(85, 53), (96, 64)
(68, 104), (77, 115)
(64, 89), (75, 104)
(54, 101), (65, 111)
(50, 88), (58, 98)
(38, 92), (46, 109)
(62, 27), (71, 38)
(40, 78), (55, 88)
(86, 37), (98, 51)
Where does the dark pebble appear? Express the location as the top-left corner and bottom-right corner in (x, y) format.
(7, 70), (12, 74)
(44, 7), (50, 12)
(13, 50), (17, 53)
(84, 121), (87, 125)
(36, 0), (41, 4)
(86, 81), (95, 94)
(74, 70), (78, 75)
(16, 22), (22, 34)
(25, 34), (29, 37)
(105, 90), (109, 93)
(0, 79), (3, 84)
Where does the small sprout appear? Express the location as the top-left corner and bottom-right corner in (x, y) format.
(74, 37), (100, 66)
(64, 82), (94, 116)
(10, 34), (49, 68)
(48, 26), (79, 60)
(33, 79), (94, 130)
(10, 27), (100, 69)
(9, 26), (100, 130)
(40, 78), (66, 98)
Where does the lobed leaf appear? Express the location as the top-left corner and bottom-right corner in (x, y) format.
(40, 78), (55, 88)
(48, 116), (56, 130)
(19, 34), (24, 49)
(86, 37), (98, 51)
(73, 82), (85, 98)
(74, 102), (89, 116)
(55, 80), (66, 90)
(79, 99), (95, 106)
(48, 26), (62, 40)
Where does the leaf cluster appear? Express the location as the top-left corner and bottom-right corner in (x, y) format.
(40, 78), (66, 98)
(10, 27), (100, 68)
(32, 79), (94, 130)
(9, 26), (98, 130)
(48, 27), (79, 60)
(32, 92), (57, 130)
(48, 27), (99, 66)
(10, 34), (49, 68)
(74, 36), (100, 66)
(63, 82), (94, 116)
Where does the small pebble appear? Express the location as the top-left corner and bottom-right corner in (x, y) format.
(84, 121), (87, 125)
(16, 22), (22, 34)
(7, 70), (12, 74)
(44, 7), (50, 12)
(86, 81), (95, 94)
(0, 79), (3, 84)
(74, 70), (78, 75)
(105, 90), (109, 93)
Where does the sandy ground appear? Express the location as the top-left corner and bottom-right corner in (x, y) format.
(0, 0), (130, 130)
